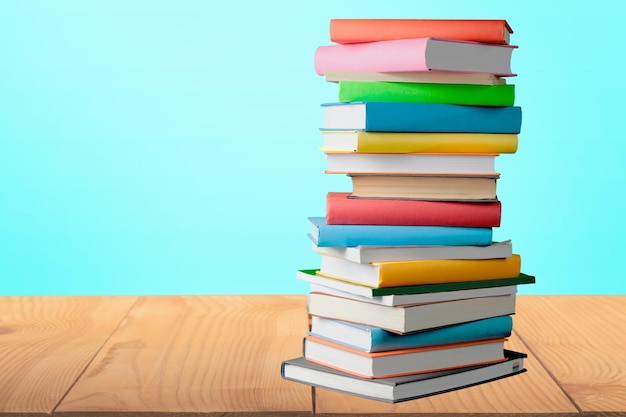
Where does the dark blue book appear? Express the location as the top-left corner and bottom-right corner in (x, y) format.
(309, 217), (493, 247)
(322, 101), (522, 133)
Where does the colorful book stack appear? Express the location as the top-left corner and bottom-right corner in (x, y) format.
(281, 19), (535, 403)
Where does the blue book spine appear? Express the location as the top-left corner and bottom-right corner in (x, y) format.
(309, 217), (492, 247)
(324, 102), (522, 133)
(321, 316), (513, 353)
(369, 316), (513, 352)
(366, 102), (522, 133)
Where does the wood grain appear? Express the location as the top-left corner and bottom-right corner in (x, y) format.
(54, 295), (312, 415)
(514, 295), (626, 413)
(2, 295), (624, 416)
(313, 323), (579, 414)
(0, 296), (137, 416)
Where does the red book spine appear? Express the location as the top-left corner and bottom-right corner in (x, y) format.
(325, 192), (501, 227)
(329, 19), (512, 45)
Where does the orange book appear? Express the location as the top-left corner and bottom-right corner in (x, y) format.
(330, 19), (513, 45)
(320, 254), (522, 288)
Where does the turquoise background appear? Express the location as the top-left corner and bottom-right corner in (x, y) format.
(1, 1), (624, 295)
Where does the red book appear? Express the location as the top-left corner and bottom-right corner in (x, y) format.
(330, 19), (513, 45)
(326, 192), (501, 227)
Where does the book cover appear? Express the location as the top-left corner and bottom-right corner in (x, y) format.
(281, 350), (527, 403)
(349, 174), (500, 201)
(322, 102), (522, 133)
(314, 38), (517, 76)
(326, 192), (502, 227)
(325, 153), (498, 175)
(310, 315), (513, 352)
(321, 130), (518, 154)
(338, 81), (515, 107)
(320, 254), (522, 288)
(298, 269), (536, 297)
(329, 19), (513, 45)
(309, 216), (493, 247)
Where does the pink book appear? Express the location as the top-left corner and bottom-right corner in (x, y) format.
(314, 38), (517, 76)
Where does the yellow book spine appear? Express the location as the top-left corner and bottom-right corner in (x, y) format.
(358, 132), (518, 154)
(377, 255), (521, 287)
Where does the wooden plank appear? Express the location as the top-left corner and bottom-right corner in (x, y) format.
(0, 296), (137, 416)
(313, 319), (579, 414)
(55, 295), (312, 415)
(514, 295), (626, 413)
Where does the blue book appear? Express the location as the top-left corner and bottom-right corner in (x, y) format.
(310, 316), (513, 353)
(309, 217), (492, 247)
(322, 101), (522, 133)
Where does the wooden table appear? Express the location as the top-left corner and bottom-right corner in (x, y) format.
(0, 295), (624, 416)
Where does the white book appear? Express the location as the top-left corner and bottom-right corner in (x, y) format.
(325, 152), (497, 175)
(312, 240), (513, 264)
(281, 351), (527, 403)
(308, 281), (517, 307)
(303, 335), (506, 378)
(324, 70), (507, 85)
(308, 292), (517, 334)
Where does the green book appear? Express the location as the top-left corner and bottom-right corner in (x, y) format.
(298, 269), (535, 296)
(338, 81), (515, 107)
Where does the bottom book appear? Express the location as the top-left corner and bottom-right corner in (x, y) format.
(281, 350), (527, 403)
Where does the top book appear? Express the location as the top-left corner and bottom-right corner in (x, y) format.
(330, 19), (513, 45)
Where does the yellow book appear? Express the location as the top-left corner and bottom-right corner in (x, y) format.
(319, 254), (521, 288)
(320, 130), (518, 154)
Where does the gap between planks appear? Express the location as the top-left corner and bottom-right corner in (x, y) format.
(50, 297), (142, 415)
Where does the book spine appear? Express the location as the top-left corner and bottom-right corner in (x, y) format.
(370, 273), (535, 296)
(313, 219), (493, 247)
(325, 153), (497, 175)
(352, 132), (518, 154)
(326, 192), (501, 227)
(368, 316), (513, 352)
(365, 102), (522, 133)
(326, 71), (507, 85)
(338, 81), (515, 107)
(329, 19), (511, 45)
(378, 255), (522, 287)
(353, 242), (513, 263)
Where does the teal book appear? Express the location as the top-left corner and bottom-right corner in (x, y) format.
(309, 217), (493, 247)
(309, 316), (513, 353)
(338, 81), (515, 106)
(322, 102), (522, 133)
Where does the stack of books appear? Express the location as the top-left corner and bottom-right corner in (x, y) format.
(281, 18), (535, 404)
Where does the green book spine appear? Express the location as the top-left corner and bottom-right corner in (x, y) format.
(338, 81), (515, 106)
